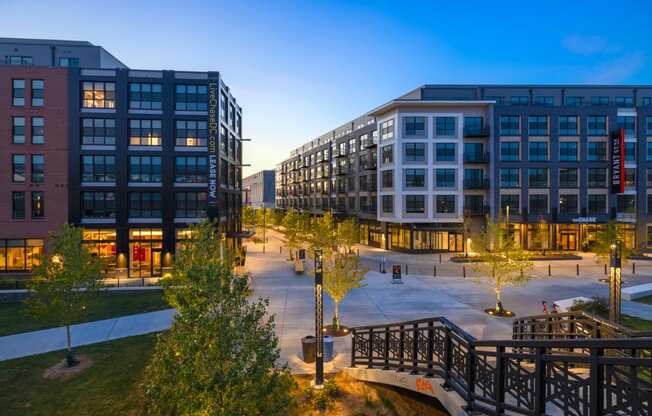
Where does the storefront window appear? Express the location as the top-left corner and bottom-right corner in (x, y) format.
(0, 239), (43, 271)
(527, 224), (550, 251)
(129, 228), (163, 278)
(82, 229), (117, 276)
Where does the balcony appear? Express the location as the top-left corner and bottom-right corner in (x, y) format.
(463, 178), (490, 189)
(463, 125), (490, 137)
(463, 152), (490, 163)
(362, 137), (378, 148)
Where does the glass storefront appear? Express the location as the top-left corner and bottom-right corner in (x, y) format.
(82, 229), (117, 276)
(556, 224), (579, 251)
(129, 228), (163, 278)
(0, 239), (43, 271)
(509, 223), (637, 252)
(387, 224), (464, 252)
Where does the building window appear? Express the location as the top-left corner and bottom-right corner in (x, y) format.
(500, 168), (520, 188)
(30, 80), (44, 106)
(534, 96), (554, 106)
(382, 195), (393, 213)
(435, 117), (456, 136)
(175, 84), (208, 111)
(404, 143), (426, 162)
(82, 155), (115, 182)
(175, 192), (207, 218)
(588, 194), (606, 214)
(31, 192), (44, 218)
(464, 143), (483, 162)
(435, 168), (456, 188)
(500, 194), (519, 214)
(500, 141), (520, 161)
(82, 192), (116, 218)
(82, 118), (116, 145)
(500, 115), (520, 135)
(559, 168), (578, 188)
(405, 169), (425, 188)
(464, 195), (484, 214)
(380, 119), (394, 140)
(129, 156), (162, 183)
(436, 195), (456, 214)
(129, 119), (162, 146)
(565, 96), (583, 106)
(12, 154), (25, 182)
(464, 168), (484, 188)
(175, 120), (208, 147)
(348, 138), (357, 153)
(31, 155), (44, 183)
(615, 96), (633, 107)
(463, 117), (483, 136)
(129, 192), (162, 218)
(617, 116), (636, 137)
(82, 81), (116, 109)
(643, 97), (652, 107)
(528, 168), (548, 188)
(591, 96), (610, 106)
(381, 170), (393, 188)
(7, 56), (32, 65)
(12, 116), (25, 144)
(435, 143), (456, 161)
(175, 156), (207, 183)
(588, 168), (607, 188)
(12, 79), (25, 106)
(625, 142), (636, 162)
(588, 142), (607, 161)
(12, 192), (25, 219)
(0, 239), (43, 271)
(528, 116), (549, 136)
(559, 142), (578, 161)
(528, 141), (548, 161)
(405, 195), (425, 213)
(559, 194), (578, 214)
(648, 195), (652, 215)
(559, 116), (579, 136)
(510, 96), (529, 105)
(529, 195), (548, 214)
(31, 117), (44, 144)
(404, 116), (425, 136)
(647, 117), (652, 136)
(381, 145), (393, 164)
(129, 83), (162, 110)
(587, 116), (607, 136)
(58, 57), (79, 67)
(220, 92), (227, 120)
(625, 168), (636, 187)
(617, 195), (636, 213)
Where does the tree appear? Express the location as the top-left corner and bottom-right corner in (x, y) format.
(323, 252), (367, 332)
(281, 209), (301, 260)
(336, 217), (360, 254)
(143, 220), (295, 415)
(26, 224), (101, 366)
(471, 217), (533, 315)
(271, 209), (285, 227)
(242, 205), (256, 231)
(309, 211), (337, 258)
(592, 220), (632, 264)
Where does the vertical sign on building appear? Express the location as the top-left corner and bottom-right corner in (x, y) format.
(208, 80), (219, 218)
(611, 128), (625, 194)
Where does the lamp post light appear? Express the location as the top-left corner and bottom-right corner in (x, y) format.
(262, 203), (266, 254)
(609, 243), (622, 323)
(314, 249), (324, 387)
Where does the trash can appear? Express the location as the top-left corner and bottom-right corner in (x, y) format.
(323, 336), (335, 362)
(301, 336), (316, 363)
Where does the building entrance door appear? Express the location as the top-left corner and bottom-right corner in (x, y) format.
(559, 232), (577, 251)
(448, 233), (464, 252)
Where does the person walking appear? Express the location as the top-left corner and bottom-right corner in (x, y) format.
(541, 300), (549, 314)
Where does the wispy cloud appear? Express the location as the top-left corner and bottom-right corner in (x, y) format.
(585, 52), (646, 83)
(562, 34), (619, 55)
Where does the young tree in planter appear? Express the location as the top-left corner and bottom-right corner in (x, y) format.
(592, 220), (632, 264)
(323, 252), (367, 333)
(26, 224), (101, 367)
(471, 218), (533, 316)
(309, 211), (337, 258)
(143, 220), (295, 415)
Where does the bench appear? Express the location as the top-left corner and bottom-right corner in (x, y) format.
(622, 283), (652, 301)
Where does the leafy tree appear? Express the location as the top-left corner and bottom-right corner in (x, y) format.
(309, 211), (337, 258)
(592, 220), (632, 264)
(255, 207), (272, 243)
(281, 209), (301, 260)
(271, 209), (285, 227)
(471, 217), (533, 314)
(323, 252), (367, 331)
(242, 205), (256, 231)
(26, 224), (101, 366)
(336, 217), (360, 254)
(143, 220), (295, 415)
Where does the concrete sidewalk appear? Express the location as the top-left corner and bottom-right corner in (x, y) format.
(0, 309), (174, 361)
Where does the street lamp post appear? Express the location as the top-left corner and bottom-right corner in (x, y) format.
(314, 250), (324, 387)
(262, 203), (266, 254)
(609, 243), (622, 323)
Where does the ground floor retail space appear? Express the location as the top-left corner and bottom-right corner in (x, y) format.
(507, 223), (637, 252)
(359, 221), (468, 253)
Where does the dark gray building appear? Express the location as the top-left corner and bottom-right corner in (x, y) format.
(276, 84), (652, 253)
(243, 170), (275, 208)
(0, 38), (127, 68)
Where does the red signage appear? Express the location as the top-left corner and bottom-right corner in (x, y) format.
(611, 128), (625, 193)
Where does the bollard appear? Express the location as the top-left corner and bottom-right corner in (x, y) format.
(520, 267), (523, 278)
(633, 263), (636, 275)
(439, 254), (442, 264)
(280, 246), (282, 254)
(463, 266), (466, 278)
(604, 264), (607, 275)
(379, 262), (382, 273)
(548, 264), (551, 277)
(357, 249), (360, 257)
(434, 265), (437, 277)
(405, 264), (409, 275)
(576, 264), (579, 276)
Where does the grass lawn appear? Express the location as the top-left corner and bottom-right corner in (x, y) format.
(620, 314), (652, 332)
(0, 291), (169, 337)
(634, 295), (652, 305)
(0, 333), (156, 416)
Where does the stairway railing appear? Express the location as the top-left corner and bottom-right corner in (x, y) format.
(350, 316), (652, 416)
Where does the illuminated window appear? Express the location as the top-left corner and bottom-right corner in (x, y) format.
(31, 191), (44, 218)
(82, 82), (115, 109)
(129, 119), (162, 146)
(0, 239), (43, 271)
(175, 120), (208, 146)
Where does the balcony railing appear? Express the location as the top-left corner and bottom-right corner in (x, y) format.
(463, 125), (490, 137)
(463, 178), (490, 189)
(463, 152), (490, 163)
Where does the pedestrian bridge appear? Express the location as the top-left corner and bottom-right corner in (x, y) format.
(346, 312), (652, 416)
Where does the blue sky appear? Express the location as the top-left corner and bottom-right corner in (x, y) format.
(3, 0), (651, 175)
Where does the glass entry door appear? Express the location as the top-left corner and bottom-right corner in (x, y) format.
(559, 232), (577, 251)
